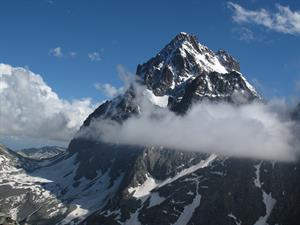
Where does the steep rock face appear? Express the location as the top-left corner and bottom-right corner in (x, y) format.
(81, 157), (300, 225)
(135, 32), (259, 113)
(135, 32), (252, 103)
(136, 32), (236, 96)
(170, 70), (259, 113)
(67, 139), (207, 222)
(216, 49), (240, 72)
(83, 88), (139, 126)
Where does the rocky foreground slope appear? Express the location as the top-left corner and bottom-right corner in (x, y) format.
(0, 32), (299, 225)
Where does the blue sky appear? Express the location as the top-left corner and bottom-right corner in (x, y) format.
(1, 0), (299, 101)
(0, 0), (300, 149)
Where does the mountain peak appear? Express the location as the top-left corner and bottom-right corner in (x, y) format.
(157, 32), (200, 59)
(136, 33), (243, 97)
(86, 33), (258, 123)
(170, 32), (197, 43)
(169, 32), (198, 45)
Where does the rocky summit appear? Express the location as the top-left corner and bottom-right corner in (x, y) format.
(0, 33), (299, 225)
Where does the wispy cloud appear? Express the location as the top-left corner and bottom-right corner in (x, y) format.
(228, 2), (300, 35)
(296, 80), (300, 93)
(94, 65), (134, 98)
(49, 47), (63, 57)
(88, 52), (101, 62)
(251, 78), (279, 98)
(69, 51), (77, 57)
(49, 47), (78, 58)
(78, 83), (300, 162)
(94, 83), (124, 98)
(232, 27), (255, 41)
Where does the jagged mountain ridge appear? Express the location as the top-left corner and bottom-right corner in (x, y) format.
(0, 32), (299, 225)
(17, 146), (66, 160)
(136, 32), (258, 102)
(83, 32), (259, 126)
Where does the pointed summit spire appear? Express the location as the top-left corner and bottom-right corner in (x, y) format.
(158, 32), (200, 57)
(173, 32), (197, 42)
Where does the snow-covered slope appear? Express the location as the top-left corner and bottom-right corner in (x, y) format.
(0, 143), (127, 225)
(0, 144), (69, 224)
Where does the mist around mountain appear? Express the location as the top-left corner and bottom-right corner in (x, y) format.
(0, 32), (299, 225)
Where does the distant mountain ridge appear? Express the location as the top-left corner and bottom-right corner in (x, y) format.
(17, 146), (66, 160)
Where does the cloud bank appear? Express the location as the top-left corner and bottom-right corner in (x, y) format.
(0, 63), (97, 143)
(78, 91), (299, 162)
(228, 2), (300, 35)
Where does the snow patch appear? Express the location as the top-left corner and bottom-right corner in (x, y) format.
(128, 173), (159, 198)
(148, 192), (165, 208)
(253, 192), (276, 225)
(228, 213), (241, 225)
(238, 72), (260, 98)
(144, 89), (169, 108)
(253, 162), (276, 225)
(172, 180), (201, 225)
(159, 154), (217, 188)
(59, 205), (88, 225)
(181, 42), (228, 74)
(254, 162), (262, 188)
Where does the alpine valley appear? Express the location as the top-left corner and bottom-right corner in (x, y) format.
(0, 33), (299, 225)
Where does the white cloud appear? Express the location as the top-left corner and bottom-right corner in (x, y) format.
(88, 52), (101, 62)
(78, 85), (299, 162)
(69, 52), (77, 57)
(49, 47), (63, 57)
(228, 2), (300, 35)
(116, 64), (135, 87)
(49, 48), (77, 58)
(94, 83), (124, 98)
(232, 27), (255, 41)
(0, 63), (97, 144)
(94, 65), (134, 98)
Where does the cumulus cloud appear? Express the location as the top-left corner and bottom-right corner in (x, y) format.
(0, 63), (97, 143)
(49, 47), (63, 57)
(228, 2), (300, 35)
(78, 85), (300, 162)
(88, 52), (101, 62)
